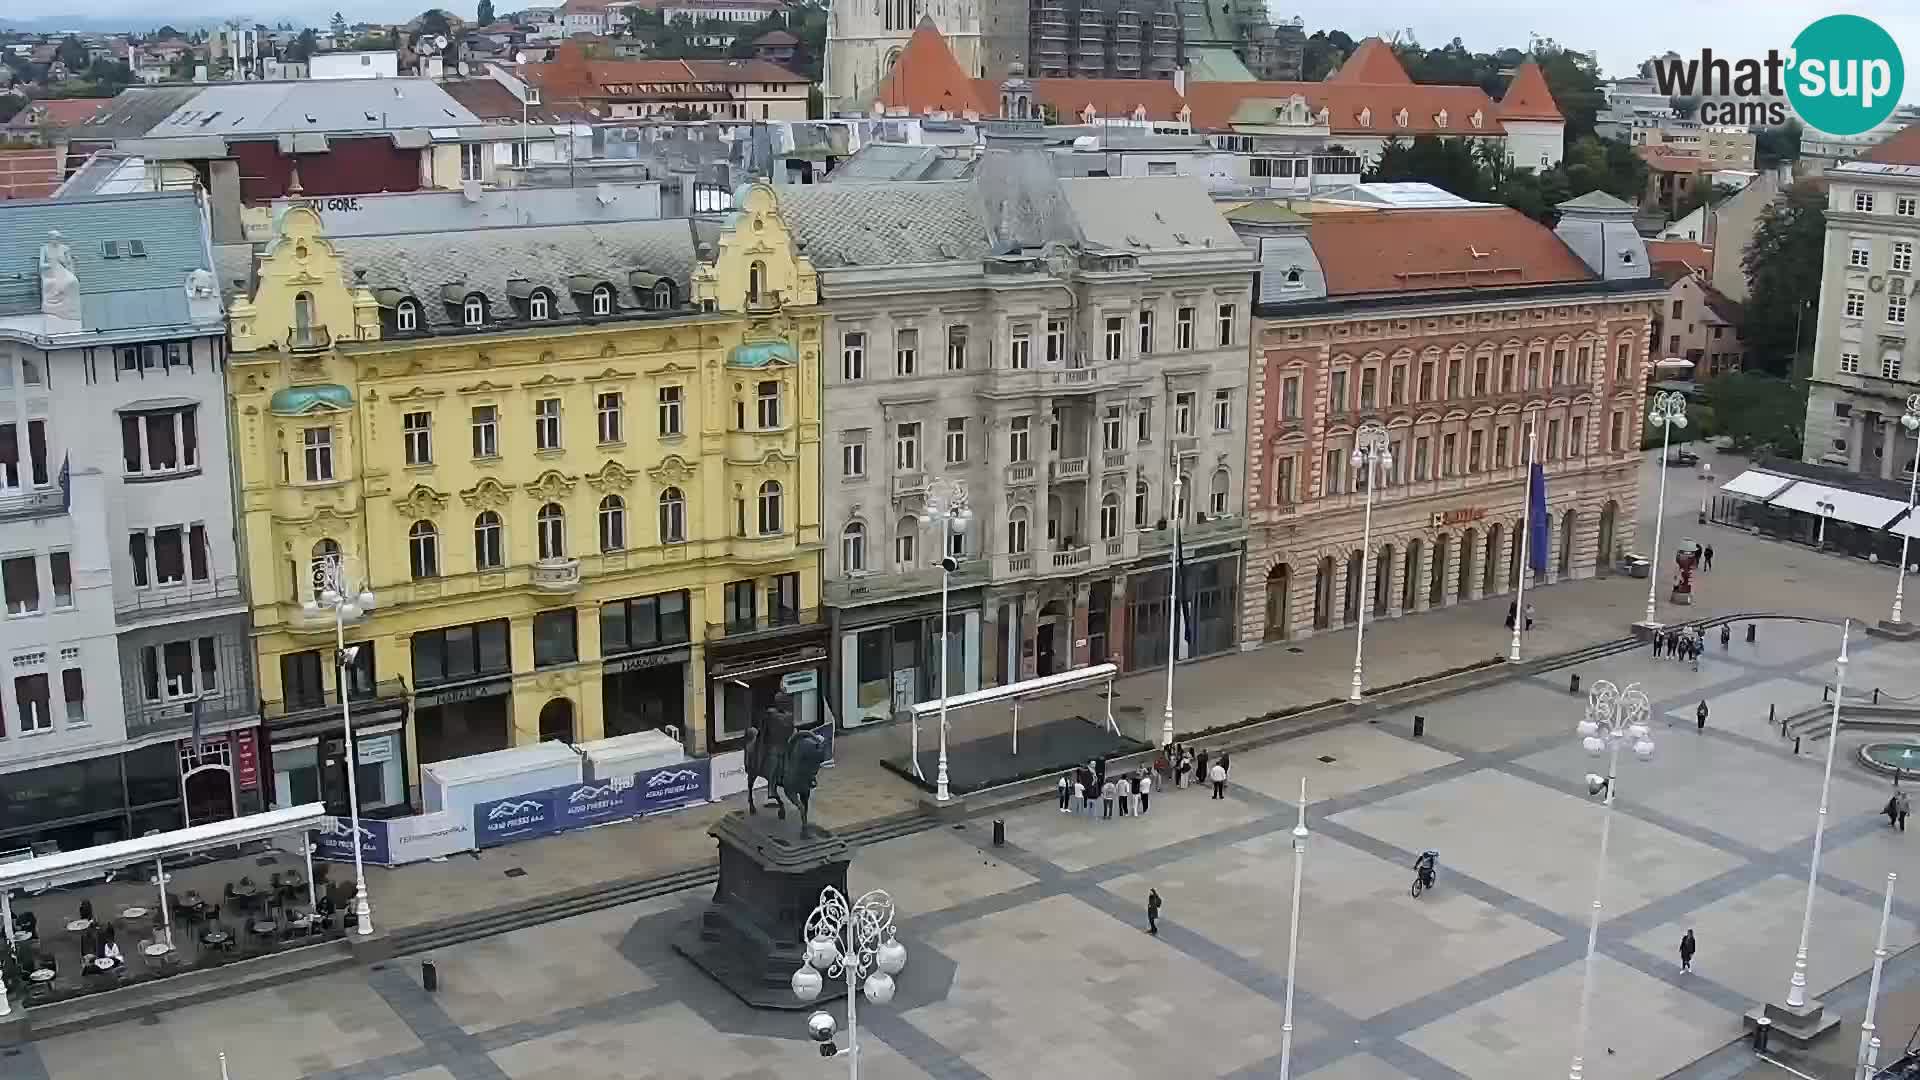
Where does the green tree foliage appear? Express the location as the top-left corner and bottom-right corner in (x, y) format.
(285, 28), (319, 63)
(476, 0), (496, 26)
(1366, 133), (1643, 225)
(0, 94), (25, 125)
(1533, 46), (1605, 141)
(56, 35), (89, 72)
(417, 9), (453, 38)
(1741, 181), (1826, 375)
(1754, 121), (1803, 168)
(1300, 30), (1354, 81)
(1672, 181), (1740, 221)
(1704, 372), (1806, 458)
(330, 12), (349, 37)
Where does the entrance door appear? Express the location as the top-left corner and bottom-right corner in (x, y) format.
(1597, 501), (1618, 576)
(1428, 536), (1447, 607)
(538, 698), (575, 743)
(1036, 622), (1057, 677)
(1313, 556), (1334, 629)
(1264, 563), (1292, 641)
(183, 766), (235, 827)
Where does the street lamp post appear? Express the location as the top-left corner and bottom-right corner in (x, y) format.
(1817, 498), (1836, 548)
(1568, 679), (1655, 1080)
(1783, 619), (1851, 1010)
(1510, 411), (1539, 663)
(1277, 777), (1309, 1080)
(919, 479), (972, 803)
(1644, 389), (1688, 626)
(1348, 422), (1392, 703)
(301, 556), (378, 937)
(1162, 475), (1183, 748)
(1893, 395), (1920, 625)
(791, 886), (907, 1080)
(1858, 872), (1898, 1080)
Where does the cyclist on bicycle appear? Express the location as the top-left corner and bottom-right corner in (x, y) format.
(1413, 850), (1438, 892)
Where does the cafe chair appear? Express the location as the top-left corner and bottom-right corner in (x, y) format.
(77, 899), (92, 922)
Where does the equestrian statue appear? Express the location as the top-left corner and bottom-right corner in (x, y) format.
(742, 706), (830, 833)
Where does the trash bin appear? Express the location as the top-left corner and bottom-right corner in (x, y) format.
(992, 819), (1005, 847)
(422, 958), (438, 992)
(1569, 673), (1581, 694)
(1412, 715), (1425, 738)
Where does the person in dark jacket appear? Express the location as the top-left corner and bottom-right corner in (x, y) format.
(1696, 700), (1709, 732)
(1196, 748), (1210, 790)
(1679, 929), (1696, 973)
(1147, 889), (1162, 935)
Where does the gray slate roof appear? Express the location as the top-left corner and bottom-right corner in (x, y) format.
(1057, 176), (1244, 255)
(0, 192), (217, 333)
(827, 144), (975, 182)
(144, 79), (480, 138)
(333, 219), (709, 330)
(774, 181), (992, 268)
(67, 86), (203, 140)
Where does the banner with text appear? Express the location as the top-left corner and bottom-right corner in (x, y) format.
(312, 815), (392, 866)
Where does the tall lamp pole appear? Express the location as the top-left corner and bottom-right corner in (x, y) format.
(1510, 410), (1539, 663)
(1568, 680), (1655, 1080)
(919, 479), (971, 803)
(1858, 872), (1898, 1080)
(1896, 394), (1920, 625)
(1783, 619), (1851, 1010)
(1644, 389), (1688, 625)
(302, 555), (378, 937)
(791, 886), (908, 1080)
(1348, 422), (1392, 703)
(1161, 475), (1183, 748)
(1277, 777), (1309, 1080)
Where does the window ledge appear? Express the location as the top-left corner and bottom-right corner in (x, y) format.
(597, 441), (626, 451)
(300, 479), (345, 490)
(405, 462), (435, 472)
(535, 448), (565, 458)
(124, 467), (204, 485)
(471, 455), (503, 466)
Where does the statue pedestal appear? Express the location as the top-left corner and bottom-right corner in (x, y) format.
(674, 810), (851, 1009)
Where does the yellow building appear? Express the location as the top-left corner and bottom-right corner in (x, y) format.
(225, 183), (823, 815)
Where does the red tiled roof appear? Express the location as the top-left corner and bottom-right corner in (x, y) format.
(1184, 80), (1502, 136)
(972, 76), (1188, 123)
(1307, 207), (1593, 297)
(1330, 38), (1412, 84)
(439, 79), (577, 122)
(1863, 124), (1920, 166)
(1498, 61), (1561, 121)
(753, 30), (799, 46)
(0, 148), (61, 200)
(873, 18), (988, 114)
(528, 44), (808, 100)
(37, 98), (108, 126)
(1645, 239), (1711, 270)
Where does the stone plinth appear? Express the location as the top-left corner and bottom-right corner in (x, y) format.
(674, 810), (852, 1010)
(1744, 997), (1841, 1048)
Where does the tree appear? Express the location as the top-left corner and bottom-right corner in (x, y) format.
(285, 28), (318, 62)
(0, 94), (24, 125)
(1706, 371), (1806, 458)
(476, 0), (495, 26)
(1755, 121), (1802, 168)
(151, 24), (182, 39)
(417, 8), (453, 38)
(1741, 180), (1826, 375)
(55, 36), (89, 72)
(1301, 30), (1353, 81)
(330, 12), (348, 37)
(1534, 46), (1605, 141)
(1670, 96), (1699, 120)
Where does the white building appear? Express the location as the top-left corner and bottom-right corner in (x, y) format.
(660, 0), (785, 22)
(0, 191), (257, 854)
(311, 50), (402, 79)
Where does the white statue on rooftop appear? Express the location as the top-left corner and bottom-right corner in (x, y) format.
(39, 230), (80, 323)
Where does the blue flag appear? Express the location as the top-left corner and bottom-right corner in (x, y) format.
(1528, 463), (1550, 572)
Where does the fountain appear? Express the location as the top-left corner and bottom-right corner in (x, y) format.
(1858, 741), (1920, 780)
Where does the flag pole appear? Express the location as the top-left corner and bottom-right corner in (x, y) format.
(1509, 411), (1537, 663)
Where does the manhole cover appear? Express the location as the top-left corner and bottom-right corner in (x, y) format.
(1287, 647), (1305, 654)
(1317, 755), (1338, 764)
(503, 867), (528, 878)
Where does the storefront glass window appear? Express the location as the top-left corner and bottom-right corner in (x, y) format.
(412, 619), (512, 686)
(601, 590), (691, 655)
(534, 610), (578, 668)
(716, 671), (819, 744)
(354, 731), (406, 812)
(124, 743), (181, 807)
(272, 742), (319, 809)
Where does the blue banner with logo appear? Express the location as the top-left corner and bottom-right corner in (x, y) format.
(474, 791), (560, 848)
(556, 779), (636, 828)
(634, 758), (710, 815)
(1528, 462), (1550, 572)
(312, 815), (392, 866)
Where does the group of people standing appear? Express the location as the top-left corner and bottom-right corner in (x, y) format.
(1652, 624), (1722, 669)
(1058, 758), (1153, 819)
(1160, 743), (1230, 799)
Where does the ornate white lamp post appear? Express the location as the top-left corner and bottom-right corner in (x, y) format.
(1644, 390), (1687, 625)
(1893, 395), (1920, 625)
(1348, 422), (1392, 703)
(301, 555), (377, 936)
(1278, 777), (1309, 1080)
(1782, 620), (1851, 1010)
(1858, 872), (1898, 1080)
(1568, 679), (1654, 1080)
(919, 479), (971, 803)
(791, 886), (907, 1079)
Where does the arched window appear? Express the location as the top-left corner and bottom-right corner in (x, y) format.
(1134, 480), (1149, 529)
(529, 290), (551, 321)
(652, 280), (676, 310)
(757, 480), (783, 534)
(598, 495), (626, 552)
(842, 521), (867, 572)
(463, 294), (487, 327)
(293, 291), (315, 334)
(309, 538), (341, 598)
(591, 284), (614, 316)
(474, 511), (503, 570)
(408, 520), (439, 579)
(396, 299), (419, 331)
(895, 515), (917, 567)
(536, 503), (565, 560)
(1099, 492), (1120, 539)
(1007, 506), (1029, 554)
(747, 261), (766, 305)
(1210, 467), (1231, 516)
(658, 486), (686, 543)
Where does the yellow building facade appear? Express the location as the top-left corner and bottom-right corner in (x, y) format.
(226, 183), (823, 815)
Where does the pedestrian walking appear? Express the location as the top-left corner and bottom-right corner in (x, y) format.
(1094, 757), (1107, 794)
(1524, 603), (1535, 632)
(1139, 769), (1152, 815)
(1720, 624), (1731, 651)
(1058, 773), (1071, 812)
(1209, 761), (1227, 800)
(1690, 638), (1701, 672)
(1679, 929), (1696, 973)
(1196, 749), (1210, 791)
(1101, 780), (1116, 820)
(1219, 751), (1231, 775)
(1652, 630), (1662, 658)
(1704, 545), (1714, 571)
(1696, 700), (1709, 733)
(1147, 888), (1162, 935)
(1899, 790), (1911, 832)
(1119, 772), (1132, 817)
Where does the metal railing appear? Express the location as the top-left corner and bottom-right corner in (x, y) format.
(115, 575), (244, 620)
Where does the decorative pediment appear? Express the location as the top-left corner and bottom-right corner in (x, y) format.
(649, 360), (698, 377)
(521, 372), (575, 389)
(393, 484), (449, 517)
(1395, 108), (1409, 128)
(587, 460), (636, 493)
(588, 367), (635, 383)
(276, 503), (359, 529)
(390, 386), (443, 403)
(1435, 109), (1449, 128)
(460, 476), (512, 509)
(1470, 109), (1484, 129)
(457, 379), (511, 395)
(647, 454), (698, 483)
(523, 469), (577, 501)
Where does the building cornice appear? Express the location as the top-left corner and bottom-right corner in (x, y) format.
(1255, 278), (1667, 321)
(0, 323), (226, 350)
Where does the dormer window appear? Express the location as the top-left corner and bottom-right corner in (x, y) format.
(1470, 110), (1484, 129)
(1618, 248), (1636, 265)
(591, 284), (614, 316)
(396, 299), (419, 331)
(463, 294), (487, 327)
(1284, 267), (1304, 289)
(529, 290), (551, 320)
(653, 280), (676, 309)
(1435, 109), (1448, 128)
(1395, 108), (1408, 128)
(1358, 107), (1372, 128)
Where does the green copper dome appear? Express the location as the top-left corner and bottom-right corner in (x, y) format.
(728, 342), (795, 368)
(269, 384), (355, 416)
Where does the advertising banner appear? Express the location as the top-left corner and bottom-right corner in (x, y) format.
(635, 759), (710, 815)
(556, 778), (636, 828)
(385, 811), (473, 864)
(708, 750), (747, 801)
(473, 791), (559, 848)
(311, 815), (391, 866)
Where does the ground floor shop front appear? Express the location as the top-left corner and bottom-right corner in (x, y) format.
(831, 588), (983, 732)
(1244, 472), (1638, 644)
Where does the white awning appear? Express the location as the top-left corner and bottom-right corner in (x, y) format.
(1887, 513), (1920, 540)
(911, 663), (1120, 718)
(0, 803), (325, 892)
(1769, 481), (1910, 529)
(1720, 469), (1795, 501)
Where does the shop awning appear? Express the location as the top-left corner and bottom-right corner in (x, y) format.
(1719, 469), (1795, 501)
(0, 803), (325, 892)
(1769, 481), (1910, 529)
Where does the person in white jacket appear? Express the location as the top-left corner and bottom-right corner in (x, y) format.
(1209, 761), (1227, 800)
(1138, 770), (1152, 815)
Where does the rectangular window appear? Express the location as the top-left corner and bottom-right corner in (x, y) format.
(596, 392), (623, 444)
(1176, 307), (1195, 350)
(842, 332), (866, 380)
(1841, 350), (1862, 374)
(1527, 352), (1542, 389)
(1389, 365), (1406, 406)
(1468, 429), (1484, 472)
(1281, 376), (1300, 420)
(471, 406), (498, 458)
(1446, 357), (1462, 398)
(1852, 239), (1874, 268)
(1009, 326), (1032, 369)
(403, 411), (432, 465)
(146, 414), (178, 471)
(1885, 351), (1904, 380)
(944, 417), (966, 464)
(1274, 456), (1295, 503)
(1613, 342), (1629, 382)
(1547, 418), (1562, 460)
(1418, 361), (1435, 401)
(1856, 190), (1876, 212)
(724, 579), (756, 633)
(1442, 433), (1458, 476)
(895, 422), (920, 470)
(1046, 319), (1068, 364)
(1, 555), (36, 614)
(153, 525), (185, 585)
(49, 551), (70, 608)
(188, 523), (209, 582)
(1009, 416), (1030, 462)
(302, 427), (333, 482)
(756, 381), (782, 428)
(1101, 406), (1123, 451)
(946, 326), (968, 370)
(533, 609), (578, 668)
(61, 667), (83, 726)
(1216, 303), (1235, 347)
(842, 436), (866, 477)
(599, 590), (691, 654)
(129, 532), (147, 588)
(1137, 400), (1152, 444)
(1494, 426), (1510, 467)
(1359, 368), (1377, 410)
(1847, 291), (1867, 318)
(767, 572), (801, 627)
(534, 397), (561, 451)
(1104, 316), (1124, 361)
(1895, 242), (1915, 274)
(1609, 411), (1624, 452)
(1138, 308), (1154, 354)
(1212, 389), (1232, 431)
(1570, 416), (1586, 455)
(1474, 357), (1489, 395)
(1552, 351), (1566, 386)
(658, 385), (683, 436)
(1174, 392), (1195, 436)
(27, 420), (46, 489)
(1324, 450), (1343, 495)
(1891, 295), (1909, 326)
(1900, 195), (1918, 217)
(1500, 354), (1516, 393)
(895, 328), (918, 376)
(1329, 370), (1348, 414)
(15, 673), (48, 733)
(460, 142), (484, 182)
(1414, 436), (1430, 480)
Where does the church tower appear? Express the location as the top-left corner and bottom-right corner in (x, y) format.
(827, 2), (988, 114)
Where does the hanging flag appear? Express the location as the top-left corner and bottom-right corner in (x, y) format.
(1528, 462), (1550, 572)
(1174, 527), (1194, 661)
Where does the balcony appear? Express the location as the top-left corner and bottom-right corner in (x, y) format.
(0, 482), (67, 523)
(1170, 435), (1199, 454)
(1049, 545), (1093, 571)
(1140, 514), (1248, 554)
(825, 560), (990, 607)
(1102, 451), (1129, 472)
(1049, 457), (1089, 483)
(891, 472), (927, 498)
(287, 327), (332, 353)
(115, 575), (245, 625)
(706, 606), (821, 644)
(984, 364), (1104, 400)
(262, 677), (410, 728)
(530, 557), (581, 593)
(1005, 463), (1037, 485)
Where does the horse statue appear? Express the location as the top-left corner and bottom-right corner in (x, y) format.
(743, 708), (830, 832)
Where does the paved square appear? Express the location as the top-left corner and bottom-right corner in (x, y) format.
(1229, 724), (1462, 806)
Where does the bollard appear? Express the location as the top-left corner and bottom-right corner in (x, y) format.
(1747, 624), (1756, 643)
(1769, 703), (1776, 727)
(1875, 688), (1882, 705)
(1794, 736), (1802, 756)
(1753, 1016), (1772, 1053)
(422, 958), (438, 993)
(1569, 673), (1581, 694)
(1413, 715), (1426, 738)
(992, 819), (1005, 847)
